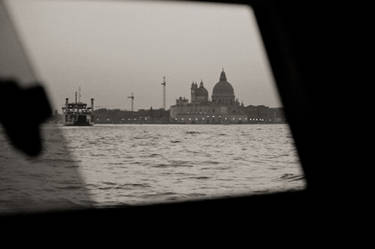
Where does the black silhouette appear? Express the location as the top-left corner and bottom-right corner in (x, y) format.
(0, 78), (51, 156)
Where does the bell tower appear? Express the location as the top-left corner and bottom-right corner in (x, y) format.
(191, 81), (197, 103)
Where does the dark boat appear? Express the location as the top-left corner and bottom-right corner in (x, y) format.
(62, 91), (94, 126)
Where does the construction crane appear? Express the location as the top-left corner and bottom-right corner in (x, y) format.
(128, 92), (135, 112)
(161, 76), (166, 110)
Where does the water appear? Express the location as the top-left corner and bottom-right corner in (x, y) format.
(0, 124), (304, 213)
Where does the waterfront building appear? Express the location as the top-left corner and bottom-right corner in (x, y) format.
(94, 107), (169, 124)
(170, 69), (248, 124)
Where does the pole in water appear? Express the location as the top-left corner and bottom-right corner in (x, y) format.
(161, 76), (166, 110)
(128, 92), (135, 112)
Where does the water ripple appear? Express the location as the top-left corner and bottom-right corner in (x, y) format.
(0, 124), (305, 211)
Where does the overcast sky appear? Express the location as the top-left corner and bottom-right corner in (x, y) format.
(5, 0), (281, 111)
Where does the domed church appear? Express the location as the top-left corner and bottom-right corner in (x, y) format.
(170, 69), (248, 124)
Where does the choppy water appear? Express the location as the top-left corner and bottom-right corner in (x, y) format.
(0, 124), (304, 213)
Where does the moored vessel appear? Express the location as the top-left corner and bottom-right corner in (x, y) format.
(62, 91), (94, 126)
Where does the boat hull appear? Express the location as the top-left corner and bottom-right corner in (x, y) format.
(63, 114), (94, 126)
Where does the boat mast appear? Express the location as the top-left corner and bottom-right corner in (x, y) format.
(78, 86), (81, 103)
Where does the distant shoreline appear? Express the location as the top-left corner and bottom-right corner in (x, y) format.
(47, 121), (287, 126)
(94, 122), (287, 125)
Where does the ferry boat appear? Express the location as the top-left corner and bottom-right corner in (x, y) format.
(62, 91), (94, 126)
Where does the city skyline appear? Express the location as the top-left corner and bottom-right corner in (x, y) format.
(6, 0), (281, 110)
(62, 69), (279, 112)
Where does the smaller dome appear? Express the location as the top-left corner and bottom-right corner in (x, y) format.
(196, 88), (208, 96)
(196, 81), (208, 96)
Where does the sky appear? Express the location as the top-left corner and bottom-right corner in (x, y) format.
(5, 0), (281, 111)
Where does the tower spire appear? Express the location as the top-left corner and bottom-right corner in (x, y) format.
(200, 80), (204, 87)
(220, 68), (227, 81)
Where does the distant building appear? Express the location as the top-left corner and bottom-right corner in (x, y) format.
(170, 69), (248, 124)
(93, 107), (169, 124)
(244, 105), (286, 123)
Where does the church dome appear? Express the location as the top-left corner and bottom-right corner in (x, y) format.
(212, 70), (234, 97)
